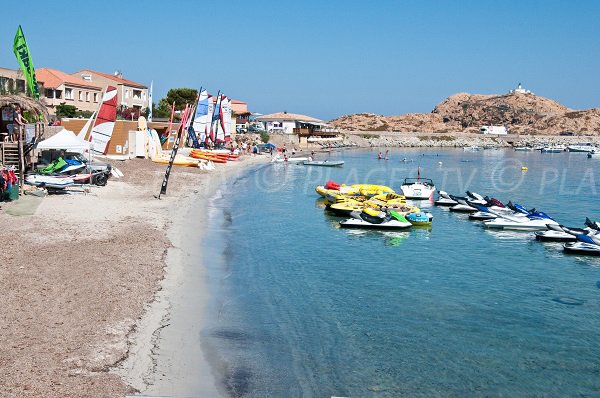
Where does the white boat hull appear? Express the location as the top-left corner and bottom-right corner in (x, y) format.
(401, 185), (435, 200)
(564, 242), (600, 256)
(26, 175), (75, 189)
(339, 218), (412, 230)
(483, 218), (558, 231)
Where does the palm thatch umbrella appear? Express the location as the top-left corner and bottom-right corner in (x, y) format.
(0, 94), (49, 121)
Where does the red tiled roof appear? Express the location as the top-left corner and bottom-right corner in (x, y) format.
(37, 68), (102, 90)
(74, 69), (147, 89)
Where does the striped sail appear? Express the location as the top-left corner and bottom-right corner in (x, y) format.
(89, 86), (117, 155)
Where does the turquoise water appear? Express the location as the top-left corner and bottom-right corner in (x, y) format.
(202, 148), (600, 397)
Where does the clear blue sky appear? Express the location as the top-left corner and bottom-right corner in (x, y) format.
(2, 0), (599, 120)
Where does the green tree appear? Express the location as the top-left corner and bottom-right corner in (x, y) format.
(164, 88), (198, 111)
(153, 98), (173, 119)
(56, 103), (77, 118)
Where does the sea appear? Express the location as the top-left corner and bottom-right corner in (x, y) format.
(201, 148), (600, 397)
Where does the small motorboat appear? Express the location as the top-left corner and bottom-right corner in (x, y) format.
(567, 144), (595, 153)
(588, 149), (599, 159)
(435, 191), (458, 206)
(400, 168), (435, 199)
(540, 145), (566, 153)
(303, 160), (344, 167)
(513, 147), (533, 152)
(463, 146), (482, 151)
(406, 212), (433, 226)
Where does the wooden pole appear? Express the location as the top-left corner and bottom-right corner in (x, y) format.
(18, 126), (24, 194)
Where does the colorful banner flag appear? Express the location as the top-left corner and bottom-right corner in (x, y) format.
(13, 25), (40, 99)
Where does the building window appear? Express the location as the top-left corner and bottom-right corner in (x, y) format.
(65, 88), (73, 100)
(85, 92), (90, 102)
(124, 89), (129, 99)
(16, 79), (25, 93)
(45, 88), (54, 98)
(142, 91), (146, 100)
(55, 90), (62, 99)
(78, 90), (83, 101)
(133, 89), (141, 99)
(93, 93), (98, 102)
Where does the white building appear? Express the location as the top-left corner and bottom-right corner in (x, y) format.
(509, 83), (533, 95)
(256, 111), (324, 134)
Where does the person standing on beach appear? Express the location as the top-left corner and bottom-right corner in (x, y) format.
(10, 105), (28, 143)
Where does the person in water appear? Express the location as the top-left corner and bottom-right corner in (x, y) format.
(385, 150), (389, 160)
(378, 151), (383, 159)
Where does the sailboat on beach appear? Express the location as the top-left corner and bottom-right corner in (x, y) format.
(89, 86), (118, 155)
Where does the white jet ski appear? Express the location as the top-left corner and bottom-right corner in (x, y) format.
(536, 218), (600, 242)
(483, 213), (558, 231)
(25, 174), (75, 189)
(449, 191), (486, 212)
(435, 191), (458, 206)
(563, 233), (600, 255)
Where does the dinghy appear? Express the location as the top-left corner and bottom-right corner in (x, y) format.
(303, 160), (344, 167)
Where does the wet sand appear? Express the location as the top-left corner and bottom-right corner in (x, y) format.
(0, 154), (269, 397)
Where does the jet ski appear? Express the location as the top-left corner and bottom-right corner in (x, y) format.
(449, 192), (486, 212)
(563, 234), (600, 256)
(435, 191), (458, 206)
(535, 220), (600, 242)
(535, 224), (583, 242)
(468, 197), (506, 220)
(483, 211), (558, 231)
(340, 209), (413, 230)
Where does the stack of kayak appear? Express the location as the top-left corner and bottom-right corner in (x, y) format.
(316, 180), (433, 230)
(435, 189), (600, 256)
(189, 149), (239, 163)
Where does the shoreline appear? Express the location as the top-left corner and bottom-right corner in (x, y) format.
(0, 154), (270, 397)
(115, 155), (269, 397)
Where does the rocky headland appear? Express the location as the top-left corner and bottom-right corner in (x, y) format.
(330, 91), (600, 137)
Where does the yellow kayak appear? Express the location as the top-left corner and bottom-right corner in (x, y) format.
(152, 155), (200, 167)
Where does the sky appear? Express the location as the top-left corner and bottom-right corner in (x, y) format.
(1, 0), (599, 120)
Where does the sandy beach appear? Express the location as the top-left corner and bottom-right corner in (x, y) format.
(0, 154), (269, 397)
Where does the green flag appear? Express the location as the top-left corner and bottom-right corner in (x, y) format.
(13, 25), (40, 99)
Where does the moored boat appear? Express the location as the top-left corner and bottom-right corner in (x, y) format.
(303, 160), (344, 167)
(400, 168), (435, 199)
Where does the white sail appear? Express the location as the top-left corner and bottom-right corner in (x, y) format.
(192, 89), (209, 143)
